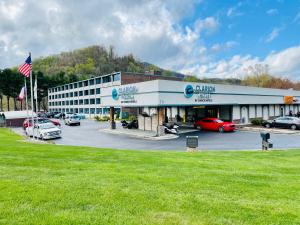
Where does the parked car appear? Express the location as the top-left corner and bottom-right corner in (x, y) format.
(194, 118), (236, 132)
(54, 112), (65, 119)
(25, 122), (62, 140)
(46, 111), (60, 118)
(262, 116), (300, 130)
(23, 118), (61, 130)
(64, 114), (81, 126)
(75, 113), (86, 119)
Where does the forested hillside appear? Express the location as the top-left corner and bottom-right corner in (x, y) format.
(32, 45), (180, 80)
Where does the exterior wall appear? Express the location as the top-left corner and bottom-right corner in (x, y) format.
(249, 105), (256, 118)
(121, 72), (182, 85)
(232, 105), (240, 120)
(256, 105), (262, 118)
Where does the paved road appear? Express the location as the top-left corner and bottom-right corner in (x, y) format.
(50, 120), (300, 151)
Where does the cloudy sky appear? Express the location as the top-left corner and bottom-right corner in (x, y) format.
(1, 0), (300, 79)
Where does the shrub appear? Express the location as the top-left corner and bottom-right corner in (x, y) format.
(94, 115), (110, 122)
(251, 118), (263, 126)
(128, 115), (137, 121)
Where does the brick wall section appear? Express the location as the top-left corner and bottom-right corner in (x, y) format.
(121, 72), (182, 85)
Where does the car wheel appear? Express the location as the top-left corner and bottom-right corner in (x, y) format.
(291, 124), (297, 130)
(265, 123), (271, 128)
(40, 134), (44, 140)
(219, 126), (224, 133)
(195, 125), (201, 130)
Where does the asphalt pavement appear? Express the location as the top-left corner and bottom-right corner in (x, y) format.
(48, 119), (300, 151)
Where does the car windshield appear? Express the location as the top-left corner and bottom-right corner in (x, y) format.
(70, 116), (79, 119)
(215, 119), (223, 123)
(38, 123), (56, 129)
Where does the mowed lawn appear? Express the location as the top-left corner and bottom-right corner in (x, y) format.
(0, 128), (300, 225)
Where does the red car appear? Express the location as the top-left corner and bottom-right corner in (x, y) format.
(194, 118), (235, 132)
(23, 118), (61, 130)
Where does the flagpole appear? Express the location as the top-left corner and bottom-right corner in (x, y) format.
(29, 52), (35, 140)
(24, 78), (29, 137)
(35, 74), (38, 113)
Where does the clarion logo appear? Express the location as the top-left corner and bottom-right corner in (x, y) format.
(112, 88), (119, 100)
(184, 84), (216, 98)
(112, 86), (138, 103)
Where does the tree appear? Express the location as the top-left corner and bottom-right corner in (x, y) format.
(242, 64), (272, 87)
(184, 75), (200, 82)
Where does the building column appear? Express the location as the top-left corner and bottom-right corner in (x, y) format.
(110, 106), (116, 129)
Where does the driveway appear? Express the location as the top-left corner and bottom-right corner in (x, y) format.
(49, 120), (300, 151)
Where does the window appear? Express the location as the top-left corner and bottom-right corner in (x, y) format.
(84, 81), (88, 86)
(55, 95), (57, 99)
(58, 87), (61, 91)
(70, 100), (74, 105)
(74, 100), (78, 105)
(74, 92), (78, 97)
(89, 79), (95, 85)
(65, 85), (69, 90)
(65, 93), (69, 98)
(58, 94), (61, 99)
(62, 93), (65, 98)
(70, 108), (74, 113)
(79, 100), (83, 105)
(96, 98), (101, 104)
(96, 108), (102, 114)
(62, 101), (65, 106)
(79, 91), (83, 96)
(113, 73), (120, 81)
(90, 99), (95, 104)
(74, 83), (78, 88)
(102, 75), (111, 83)
(66, 100), (69, 105)
(75, 108), (78, 113)
(90, 108), (95, 114)
(79, 82), (83, 87)
(84, 90), (89, 96)
(84, 108), (89, 114)
(69, 84), (73, 89)
(90, 89), (95, 95)
(96, 78), (101, 84)
(61, 86), (65, 91)
(96, 88), (101, 94)
(70, 92), (73, 97)
(84, 99), (89, 105)
(79, 108), (84, 113)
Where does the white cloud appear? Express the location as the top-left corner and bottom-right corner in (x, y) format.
(0, 0), (216, 72)
(266, 9), (278, 16)
(182, 45), (300, 79)
(264, 27), (283, 43)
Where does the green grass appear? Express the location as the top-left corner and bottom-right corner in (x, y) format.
(0, 128), (300, 225)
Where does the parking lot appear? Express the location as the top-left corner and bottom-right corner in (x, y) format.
(26, 119), (298, 151)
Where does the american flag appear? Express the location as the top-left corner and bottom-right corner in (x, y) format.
(18, 55), (31, 77)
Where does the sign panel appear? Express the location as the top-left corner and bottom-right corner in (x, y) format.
(284, 96), (294, 104)
(184, 84), (216, 102)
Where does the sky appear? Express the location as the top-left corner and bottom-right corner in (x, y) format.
(0, 0), (300, 79)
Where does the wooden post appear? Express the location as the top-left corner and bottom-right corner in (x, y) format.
(110, 107), (116, 129)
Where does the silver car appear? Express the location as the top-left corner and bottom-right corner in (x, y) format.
(26, 122), (62, 140)
(64, 114), (81, 126)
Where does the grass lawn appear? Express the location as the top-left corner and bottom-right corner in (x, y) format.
(0, 128), (300, 225)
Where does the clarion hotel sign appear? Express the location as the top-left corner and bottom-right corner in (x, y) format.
(184, 84), (216, 102)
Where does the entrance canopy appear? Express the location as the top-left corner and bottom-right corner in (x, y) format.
(101, 80), (300, 108)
